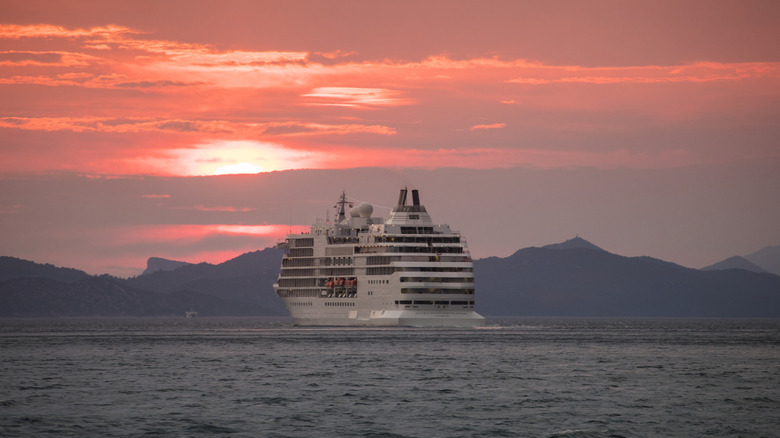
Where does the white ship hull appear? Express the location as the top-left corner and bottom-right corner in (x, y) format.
(274, 188), (486, 327)
(287, 304), (485, 327)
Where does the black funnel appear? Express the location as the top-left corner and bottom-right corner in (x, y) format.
(397, 188), (408, 207)
(412, 189), (420, 206)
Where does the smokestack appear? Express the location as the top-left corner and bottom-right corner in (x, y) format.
(397, 187), (408, 207)
(411, 189), (420, 206)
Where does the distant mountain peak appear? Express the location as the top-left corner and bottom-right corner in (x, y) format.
(542, 236), (605, 252)
(141, 257), (191, 276)
(703, 255), (768, 274)
(744, 244), (780, 276)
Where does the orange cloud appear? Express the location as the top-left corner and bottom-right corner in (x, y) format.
(0, 117), (395, 137)
(315, 50), (358, 60)
(3, 23), (777, 94)
(288, 145), (720, 171)
(470, 123), (506, 131)
(507, 62), (779, 85)
(0, 50), (101, 67)
(263, 122), (396, 136)
(0, 24), (138, 39)
(2, 23), (779, 176)
(110, 224), (308, 245)
(303, 87), (413, 108)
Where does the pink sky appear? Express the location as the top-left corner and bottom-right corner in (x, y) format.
(1, 1), (779, 275)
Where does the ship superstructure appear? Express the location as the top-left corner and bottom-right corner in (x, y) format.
(273, 188), (485, 326)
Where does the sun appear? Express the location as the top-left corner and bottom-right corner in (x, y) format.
(213, 162), (264, 175)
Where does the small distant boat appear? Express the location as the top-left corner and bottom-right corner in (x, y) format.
(185, 310), (198, 318)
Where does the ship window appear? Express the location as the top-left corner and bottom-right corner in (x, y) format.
(367, 267), (395, 275)
(288, 248), (314, 257)
(293, 238), (314, 247)
(401, 288), (475, 294)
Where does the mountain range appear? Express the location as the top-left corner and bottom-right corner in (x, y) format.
(702, 244), (780, 276)
(475, 238), (780, 317)
(1, 237), (779, 318)
(0, 251), (285, 317)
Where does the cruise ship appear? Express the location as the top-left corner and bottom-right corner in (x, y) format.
(273, 188), (485, 327)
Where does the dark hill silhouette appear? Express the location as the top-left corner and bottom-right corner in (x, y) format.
(126, 248), (285, 314)
(474, 238), (780, 317)
(142, 257), (191, 275)
(3, 240), (779, 318)
(0, 256), (91, 283)
(0, 275), (271, 317)
(0, 249), (285, 317)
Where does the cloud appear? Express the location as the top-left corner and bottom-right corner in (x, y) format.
(112, 224), (300, 244)
(186, 205), (256, 212)
(0, 117), (395, 137)
(2, 23), (779, 177)
(83, 223), (308, 274)
(0, 24), (313, 90)
(0, 24), (138, 39)
(258, 121), (397, 136)
(0, 50), (101, 67)
(506, 62), (779, 85)
(302, 87), (413, 108)
(313, 50), (358, 60)
(2, 23), (777, 94)
(115, 80), (202, 88)
(506, 78), (551, 85)
(470, 123), (506, 131)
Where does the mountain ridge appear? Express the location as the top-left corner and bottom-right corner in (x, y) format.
(744, 244), (780, 276)
(541, 236), (605, 252)
(0, 248), (285, 317)
(701, 256), (767, 274)
(2, 238), (779, 317)
(702, 244), (780, 276)
(473, 242), (780, 317)
(142, 257), (192, 275)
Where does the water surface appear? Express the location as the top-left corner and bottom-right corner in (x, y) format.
(1, 317), (778, 437)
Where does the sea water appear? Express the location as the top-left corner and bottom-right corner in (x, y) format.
(0, 317), (778, 437)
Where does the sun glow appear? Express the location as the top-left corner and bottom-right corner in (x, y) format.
(125, 140), (326, 176)
(213, 162), (264, 175)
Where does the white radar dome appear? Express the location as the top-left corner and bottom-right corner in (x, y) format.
(350, 206), (360, 218)
(357, 203), (373, 218)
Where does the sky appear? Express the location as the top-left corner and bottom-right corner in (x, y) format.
(1, 0), (779, 276)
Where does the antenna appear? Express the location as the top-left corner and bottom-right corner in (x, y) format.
(335, 190), (348, 223)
